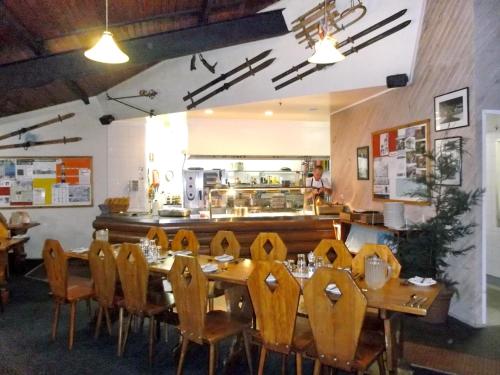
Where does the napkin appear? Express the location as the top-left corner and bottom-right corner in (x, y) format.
(69, 247), (88, 253)
(292, 271), (311, 279)
(201, 263), (218, 273)
(325, 283), (341, 295)
(214, 254), (234, 262)
(172, 250), (192, 256)
(408, 276), (436, 287)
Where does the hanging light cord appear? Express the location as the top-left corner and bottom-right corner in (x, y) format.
(105, 0), (109, 31)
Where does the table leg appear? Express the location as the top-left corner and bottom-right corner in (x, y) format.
(0, 250), (7, 285)
(379, 309), (402, 374)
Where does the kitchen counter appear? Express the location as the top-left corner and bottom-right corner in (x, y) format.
(93, 213), (338, 257)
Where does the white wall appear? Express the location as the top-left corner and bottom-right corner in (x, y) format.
(187, 118), (330, 156)
(107, 118), (147, 211)
(0, 99), (108, 258)
(484, 114), (500, 278)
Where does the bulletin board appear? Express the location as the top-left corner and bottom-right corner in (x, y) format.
(0, 156), (93, 208)
(372, 120), (430, 204)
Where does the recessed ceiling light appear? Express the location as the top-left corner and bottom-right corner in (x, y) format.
(264, 110), (273, 116)
(309, 107), (318, 112)
(204, 109), (214, 115)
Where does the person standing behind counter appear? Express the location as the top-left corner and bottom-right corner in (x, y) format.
(305, 165), (332, 201)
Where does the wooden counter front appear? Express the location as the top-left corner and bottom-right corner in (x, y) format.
(93, 214), (337, 257)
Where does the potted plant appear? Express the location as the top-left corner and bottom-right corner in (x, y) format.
(395, 138), (483, 323)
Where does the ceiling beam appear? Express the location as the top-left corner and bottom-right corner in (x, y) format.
(0, 1), (48, 56)
(0, 10), (288, 92)
(65, 80), (90, 105)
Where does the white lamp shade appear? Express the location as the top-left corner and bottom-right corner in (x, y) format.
(84, 31), (129, 64)
(308, 35), (345, 64)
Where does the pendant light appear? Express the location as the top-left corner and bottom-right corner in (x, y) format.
(84, 0), (129, 64)
(308, 0), (345, 64)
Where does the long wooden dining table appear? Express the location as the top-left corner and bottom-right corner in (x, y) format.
(66, 245), (441, 373)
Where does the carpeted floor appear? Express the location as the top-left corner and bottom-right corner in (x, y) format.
(0, 266), (483, 375)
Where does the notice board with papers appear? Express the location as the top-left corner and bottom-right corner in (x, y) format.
(0, 156), (93, 208)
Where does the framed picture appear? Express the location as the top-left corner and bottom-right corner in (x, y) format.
(434, 87), (469, 131)
(434, 137), (462, 186)
(357, 146), (369, 180)
(372, 119), (430, 204)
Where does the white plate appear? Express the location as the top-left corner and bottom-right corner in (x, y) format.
(214, 255), (234, 262)
(172, 250), (192, 256)
(201, 264), (218, 273)
(408, 277), (437, 287)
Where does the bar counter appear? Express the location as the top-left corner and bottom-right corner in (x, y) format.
(93, 213), (337, 257)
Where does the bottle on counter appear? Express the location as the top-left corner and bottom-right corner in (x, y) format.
(152, 200), (160, 216)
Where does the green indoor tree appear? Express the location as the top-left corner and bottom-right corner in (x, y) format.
(396, 138), (483, 290)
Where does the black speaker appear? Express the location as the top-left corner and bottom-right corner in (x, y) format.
(386, 74), (408, 88)
(99, 114), (115, 125)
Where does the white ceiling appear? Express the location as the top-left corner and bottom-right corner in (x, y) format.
(187, 86), (388, 122)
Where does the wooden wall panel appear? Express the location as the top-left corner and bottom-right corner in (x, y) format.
(330, 0), (484, 325)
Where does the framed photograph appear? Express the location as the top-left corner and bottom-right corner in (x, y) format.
(357, 146), (369, 180)
(434, 137), (462, 186)
(434, 87), (469, 131)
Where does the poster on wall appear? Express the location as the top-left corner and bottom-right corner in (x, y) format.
(0, 156), (93, 208)
(372, 120), (430, 204)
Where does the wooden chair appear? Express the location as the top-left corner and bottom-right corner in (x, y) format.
(208, 231), (241, 311)
(42, 239), (93, 350)
(303, 268), (386, 374)
(313, 239), (353, 268)
(171, 230), (200, 255)
(247, 261), (313, 375)
(170, 255), (252, 375)
(146, 226), (169, 251)
(210, 230), (241, 258)
(115, 243), (175, 364)
(250, 232), (287, 261)
(88, 240), (119, 339)
(352, 244), (401, 278)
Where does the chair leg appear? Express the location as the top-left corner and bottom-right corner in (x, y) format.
(164, 322), (169, 343)
(281, 354), (287, 375)
(176, 336), (189, 375)
(257, 347), (267, 375)
(121, 313), (133, 356)
(104, 307), (113, 335)
(51, 302), (61, 341)
(313, 359), (321, 375)
(148, 317), (156, 366)
(209, 343), (216, 375)
(94, 306), (104, 339)
(117, 307), (124, 356)
(377, 354), (387, 375)
(242, 331), (253, 375)
(208, 297), (214, 312)
(68, 301), (77, 350)
(296, 353), (303, 375)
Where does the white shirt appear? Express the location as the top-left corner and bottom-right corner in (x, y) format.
(306, 176), (331, 189)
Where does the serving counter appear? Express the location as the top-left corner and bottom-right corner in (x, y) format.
(93, 213), (337, 257)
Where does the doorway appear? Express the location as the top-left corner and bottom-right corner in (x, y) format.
(482, 110), (500, 326)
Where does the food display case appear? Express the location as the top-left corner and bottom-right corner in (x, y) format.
(208, 187), (315, 219)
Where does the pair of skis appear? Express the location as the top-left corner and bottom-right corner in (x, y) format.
(273, 9), (411, 90)
(0, 113), (81, 150)
(183, 50), (275, 110)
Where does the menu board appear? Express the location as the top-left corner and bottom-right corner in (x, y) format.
(0, 156), (92, 208)
(372, 120), (430, 204)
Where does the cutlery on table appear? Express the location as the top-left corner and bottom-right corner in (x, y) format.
(405, 294), (418, 306)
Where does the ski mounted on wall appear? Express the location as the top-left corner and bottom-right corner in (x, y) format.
(183, 50), (275, 110)
(0, 137), (82, 151)
(0, 113), (75, 142)
(272, 10), (410, 91)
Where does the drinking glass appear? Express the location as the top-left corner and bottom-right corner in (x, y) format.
(297, 254), (306, 275)
(307, 251), (315, 265)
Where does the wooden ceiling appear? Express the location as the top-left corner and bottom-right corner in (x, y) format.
(0, 0), (282, 118)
